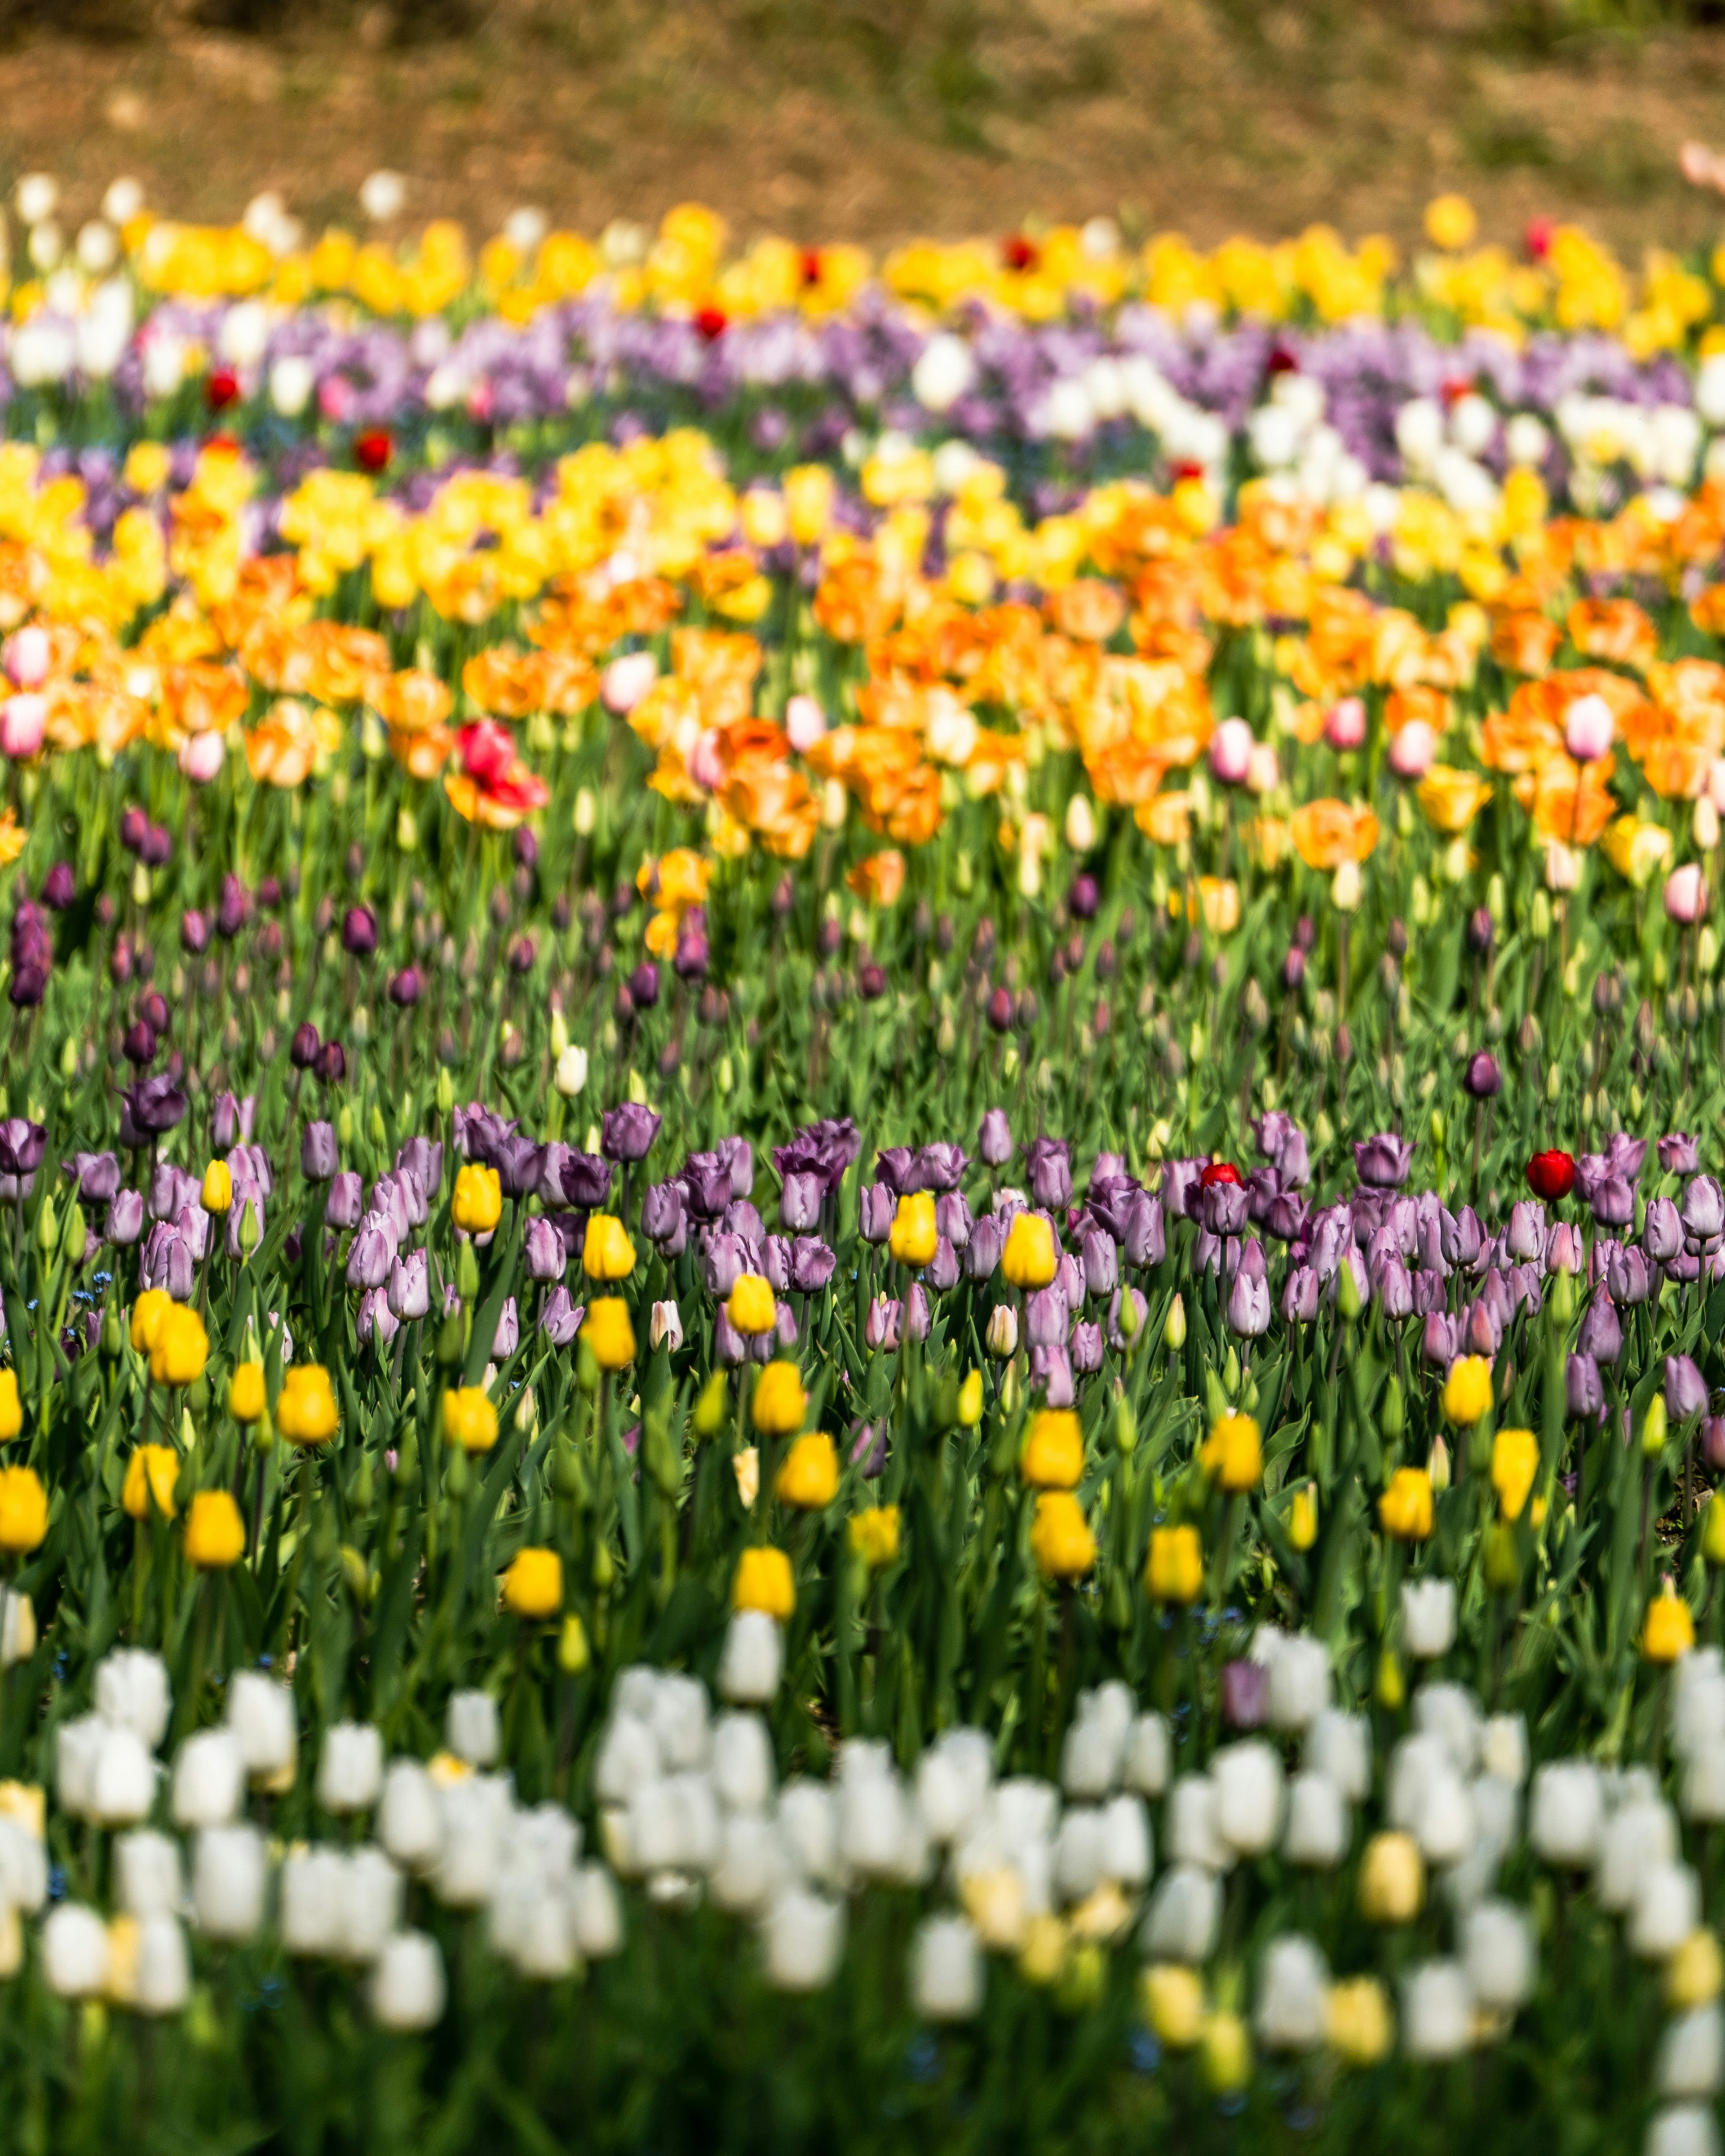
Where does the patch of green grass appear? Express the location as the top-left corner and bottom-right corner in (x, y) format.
(1465, 114), (1559, 170)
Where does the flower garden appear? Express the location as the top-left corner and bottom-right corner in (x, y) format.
(9, 167), (1725, 2149)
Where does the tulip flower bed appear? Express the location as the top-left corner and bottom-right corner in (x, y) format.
(14, 178), (1725, 2156)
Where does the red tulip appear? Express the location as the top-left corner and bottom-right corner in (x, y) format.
(693, 307), (728, 343)
(1200, 1162), (1242, 1188)
(354, 428), (392, 475)
(206, 367), (239, 411)
(1002, 234), (1038, 274)
(1527, 1149), (1575, 1202)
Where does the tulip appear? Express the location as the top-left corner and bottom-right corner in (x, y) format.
(1646, 1581), (1698, 1663)
(1146, 1524), (1203, 1604)
(1358, 1831), (1424, 1923)
(1667, 865), (1709, 925)
(728, 1274), (777, 1336)
(184, 1491), (244, 1569)
(584, 1298), (636, 1369)
(889, 1191), (938, 1268)
(734, 1546), (795, 1620)
(371, 1931), (447, 2032)
(775, 1432), (838, 1509)
(1491, 1427), (1539, 1521)
(1029, 1491), (1095, 1578)
(1379, 1467), (1434, 1542)
(752, 1361), (806, 1435)
(1002, 1211), (1057, 1289)
(1442, 1355), (1493, 1426)
(1669, 1356), (1710, 1424)
(277, 1365), (339, 1446)
(451, 1162), (503, 1235)
(502, 1547), (562, 1619)
(318, 1722), (384, 1815)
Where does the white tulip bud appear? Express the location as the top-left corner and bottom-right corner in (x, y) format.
(434, 1776), (507, 1907)
(91, 1725), (156, 1827)
(1122, 1712), (1170, 1798)
(1401, 1959), (1474, 2059)
(1097, 1793), (1151, 1887)
(1598, 1797), (1679, 1910)
(1647, 2105), (1722, 2156)
(317, 1722), (384, 1814)
(1266, 1635), (1330, 1732)
(1402, 1577), (1456, 1659)
(172, 1727), (246, 1830)
(712, 1713), (774, 1814)
(1064, 794), (1097, 854)
(446, 1690), (500, 1768)
(595, 1714), (659, 1803)
(763, 1886), (844, 1991)
(134, 1914), (190, 2016)
(711, 1813), (785, 1915)
(1305, 1709), (1371, 1801)
(1053, 1807), (1104, 1904)
(649, 1674), (710, 1772)
(370, 1931), (447, 2031)
(1479, 1712), (1528, 1788)
(115, 1829), (182, 1919)
(0, 1590), (35, 1668)
(718, 1612), (783, 1705)
(1413, 1682), (1482, 1772)
(911, 1914), (984, 2020)
(1530, 1761), (1605, 1868)
(0, 1817), (45, 1913)
(1255, 1934), (1329, 2051)
(570, 1862), (624, 1958)
(1659, 2006), (1725, 2100)
(555, 1046), (589, 1098)
(281, 1847), (345, 1957)
(96, 1648), (172, 1748)
(1414, 1768), (1474, 1867)
(1141, 1863), (1220, 1963)
(985, 1304), (1019, 1359)
(226, 1670), (297, 1784)
(917, 1729), (992, 1843)
(1462, 1897), (1536, 2010)
(193, 1825), (266, 1942)
(342, 1847), (404, 1963)
(379, 1758), (442, 1873)
(1283, 1772), (1349, 1869)
(650, 1299), (683, 1352)
(1632, 1862), (1701, 1959)
(1166, 1773), (1227, 1871)
(1213, 1741), (1286, 1858)
(778, 1781), (840, 1886)
(43, 1904), (111, 1998)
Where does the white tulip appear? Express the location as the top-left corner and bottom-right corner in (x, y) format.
(102, 177), (144, 225)
(507, 1803), (580, 1880)
(1402, 1959), (1474, 2059)
(445, 1690), (500, 1769)
(91, 1724), (156, 1827)
(1266, 1636), (1330, 1732)
(911, 1914), (983, 2020)
(115, 1829), (181, 1919)
(1255, 1934), (1329, 2050)
(1166, 1774), (1226, 1871)
(1598, 1797), (1679, 1911)
(1213, 1742), (1285, 1858)
(0, 1817), (45, 1913)
(1647, 2105), (1721, 2156)
(15, 174), (58, 225)
(1402, 1577), (1456, 1659)
(1530, 1761), (1604, 1868)
(1054, 1807), (1104, 1904)
(172, 1727), (246, 1830)
(995, 1778), (1060, 1854)
(649, 1674), (710, 1772)
(1673, 1651), (1725, 1758)
(1283, 1773), (1349, 1869)
(56, 1714), (103, 1819)
(1142, 1864), (1221, 1963)
(370, 1931), (446, 2031)
(318, 1722), (384, 1814)
(43, 1904), (110, 1999)
(778, 1780), (841, 1886)
(135, 1914), (190, 2016)
(763, 1886), (844, 1991)
(281, 1847), (345, 1957)
(712, 1812), (786, 1914)
(1632, 1863), (1701, 1959)
(359, 170), (407, 222)
(917, 1729), (992, 1843)
(1505, 412), (1550, 468)
(218, 300), (270, 369)
(342, 1847), (402, 1963)
(1415, 1768), (1474, 1867)
(1462, 1898), (1536, 2010)
(1061, 1715), (1123, 1801)
(434, 1776), (507, 1906)
(1479, 1713), (1528, 1788)
(718, 1612), (783, 1705)
(193, 1825), (266, 1941)
(1414, 1683), (1482, 1773)
(96, 1648), (171, 1748)
(707, 1713), (771, 1815)
(570, 1862), (624, 1958)
(1681, 1741), (1725, 1823)
(911, 333), (975, 415)
(0, 1590), (34, 1668)
(595, 1713), (660, 1805)
(507, 1889), (579, 1981)
(1305, 1710), (1371, 1802)
(839, 1765), (910, 1879)
(1660, 2006), (1725, 2099)
(379, 1759), (442, 1873)
(1097, 1794), (1152, 1888)
(227, 1671), (297, 1784)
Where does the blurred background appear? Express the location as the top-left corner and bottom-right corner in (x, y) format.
(4, 0), (1725, 247)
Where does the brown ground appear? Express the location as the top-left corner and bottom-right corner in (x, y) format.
(15, 0), (1725, 258)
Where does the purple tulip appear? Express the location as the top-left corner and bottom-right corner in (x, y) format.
(325, 1172), (364, 1230)
(602, 1104), (661, 1163)
(397, 1136), (442, 1196)
(1025, 1286), (1069, 1349)
(1463, 1051), (1502, 1100)
(859, 1183), (895, 1244)
(40, 862), (73, 910)
(1353, 1134), (1413, 1188)
(1661, 1134), (1701, 1176)
(301, 1122), (339, 1182)
(702, 1230), (748, 1300)
(921, 1236), (957, 1294)
(934, 1191), (972, 1251)
(1506, 1202), (1545, 1263)
(0, 1120), (46, 1184)
(388, 1250), (430, 1321)
(290, 1022), (322, 1070)
(1566, 1352), (1604, 1420)
(346, 1217), (396, 1290)
(106, 1189), (145, 1245)
(1705, 1417), (1725, 1473)
(1081, 1228), (1118, 1298)
(180, 909), (209, 956)
(217, 875), (247, 940)
(493, 1297), (519, 1360)
(1200, 1178), (1250, 1238)
(341, 906), (377, 957)
(1282, 1266), (1320, 1325)
(1546, 1222), (1583, 1276)
(1667, 1355), (1709, 1423)
(1420, 1309), (1455, 1367)
(123, 1078), (185, 1139)
(978, 1109), (1013, 1168)
(1031, 1342), (1074, 1408)
(641, 1181), (685, 1243)
(551, 1150), (608, 1211)
(1606, 1244), (1652, 1305)
(790, 1237), (835, 1293)
(1683, 1175), (1725, 1252)
(763, 1235), (792, 1294)
(1227, 1265), (1271, 1337)
(719, 1136), (754, 1201)
(964, 1214), (1004, 1280)
(1645, 1197), (1683, 1265)
(540, 1286), (582, 1347)
(918, 1143), (968, 1193)
(525, 1216), (565, 1282)
(389, 968), (423, 1007)
(1578, 1295), (1622, 1365)
(63, 1151), (120, 1203)
(356, 1287), (398, 1348)
(780, 1172), (823, 1233)
(1107, 1286), (1149, 1348)
(864, 1296), (902, 1353)
(1024, 1138), (1072, 1211)
(1221, 1660), (1269, 1731)
(874, 1146), (922, 1198)
(1123, 1193), (1164, 1268)
(1070, 1321), (1104, 1374)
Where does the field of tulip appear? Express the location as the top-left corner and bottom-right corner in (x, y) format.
(10, 169), (1725, 2152)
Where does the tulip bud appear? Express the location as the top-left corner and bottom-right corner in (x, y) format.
(435, 1309), (465, 1368)
(1429, 1435), (1451, 1493)
(34, 1199), (55, 1257)
(575, 1339), (600, 1395)
(238, 1197), (261, 1258)
(1163, 1293), (1186, 1351)
(435, 1068), (454, 1115)
(692, 1370), (728, 1438)
(1381, 1374), (1404, 1440)
(1374, 1649), (1405, 1712)
(957, 1369), (984, 1427)
(1644, 1396), (1670, 1459)
(101, 1302), (124, 1360)
(456, 1241), (480, 1303)
(986, 1304), (1018, 1359)
(1114, 1389), (1137, 1456)
(1484, 1523), (1520, 1595)
(1336, 1257), (1362, 1320)
(555, 1045), (588, 1098)
(558, 1613), (589, 1674)
(1704, 1493), (1725, 1568)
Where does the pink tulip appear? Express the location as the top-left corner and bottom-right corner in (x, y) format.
(785, 694), (826, 754)
(1324, 696), (1366, 751)
(1564, 693), (1614, 761)
(601, 651), (657, 715)
(179, 730), (226, 783)
(0, 692), (46, 760)
(687, 729), (725, 792)
(1245, 742), (1280, 794)
(1707, 757), (1725, 815)
(1665, 863), (1709, 925)
(3, 626), (49, 689)
(1208, 716), (1254, 785)
(1388, 720), (1438, 779)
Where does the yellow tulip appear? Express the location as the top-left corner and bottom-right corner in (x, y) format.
(733, 1544), (795, 1619)
(774, 1431), (838, 1510)
(0, 1466), (47, 1555)
(1200, 1411), (1261, 1492)
(1644, 1580), (1696, 1664)
(1491, 1426), (1539, 1523)
(1442, 1355), (1493, 1426)
(847, 1504), (901, 1570)
(1020, 1409), (1084, 1490)
(276, 1365), (340, 1446)
(442, 1386), (499, 1454)
(1141, 1964), (1206, 2048)
(501, 1546), (562, 1618)
(1201, 2010), (1251, 2094)
(184, 1489), (245, 1569)
(727, 1274), (777, 1337)
(1424, 193), (1477, 250)
(122, 1444), (180, 1522)
(1378, 1466), (1434, 1542)
(0, 1370), (19, 1441)
(201, 1161), (233, 1215)
(150, 1306), (209, 1388)
(957, 1369), (984, 1427)
(1030, 1491), (1095, 1579)
(1146, 1524), (1203, 1603)
(130, 1287), (172, 1355)
(583, 1297), (637, 1370)
(1415, 764), (1492, 835)
(1358, 1831), (1424, 1923)
(451, 1162), (503, 1235)
(1289, 1483), (1318, 1552)
(1668, 1930), (1724, 2010)
(1001, 1212), (1057, 1290)
(889, 1191), (938, 1268)
(581, 1213), (636, 1282)
(1326, 1977), (1394, 2064)
(227, 1362), (266, 1424)
(751, 1361), (807, 1436)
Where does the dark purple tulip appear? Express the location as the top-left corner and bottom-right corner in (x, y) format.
(180, 909), (209, 956)
(40, 862), (73, 910)
(1283, 1266), (1320, 1325)
(979, 1109), (1012, 1168)
(858, 962), (887, 1001)
(560, 1150), (614, 1210)
(773, 1118), (860, 1198)
(680, 1153), (732, 1222)
(964, 1214), (1004, 1280)
(491, 1134), (544, 1199)
(140, 823), (172, 869)
(1705, 1418), (1725, 1474)
(1463, 1051), (1502, 1100)
(1661, 1134), (1701, 1176)
(63, 1151), (119, 1203)
(122, 1021), (156, 1067)
(790, 1237), (836, 1294)
(859, 1183), (894, 1244)
(780, 1172), (823, 1233)
(122, 1078), (184, 1136)
(1221, 1660), (1269, 1731)
(106, 1189), (145, 1246)
(341, 906), (378, 958)
(1069, 874), (1099, 920)
(290, 1022), (321, 1070)
(324, 1173), (363, 1229)
(1353, 1134), (1414, 1188)
(109, 935), (133, 981)
(217, 875), (247, 941)
(1668, 1355), (1709, 1424)
(917, 1143), (967, 1194)
(6, 963), (44, 1007)
(641, 1181), (685, 1243)
(1466, 907), (1495, 958)
(602, 1104), (661, 1163)
(1577, 1295), (1622, 1365)
(1683, 1175), (1725, 1252)
(936, 1191), (972, 1250)
(673, 910), (710, 980)
(388, 968), (423, 1007)
(1645, 1198), (1683, 1265)
(1024, 1138), (1072, 1212)
(316, 1042), (346, 1086)
(540, 1286), (582, 1347)
(875, 1147), (922, 1198)
(1566, 1352), (1604, 1420)
(301, 1122), (339, 1182)
(119, 806), (147, 855)
(628, 961), (660, 1009)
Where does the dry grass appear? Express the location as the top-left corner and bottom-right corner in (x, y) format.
(9, 0), (1725, 255)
